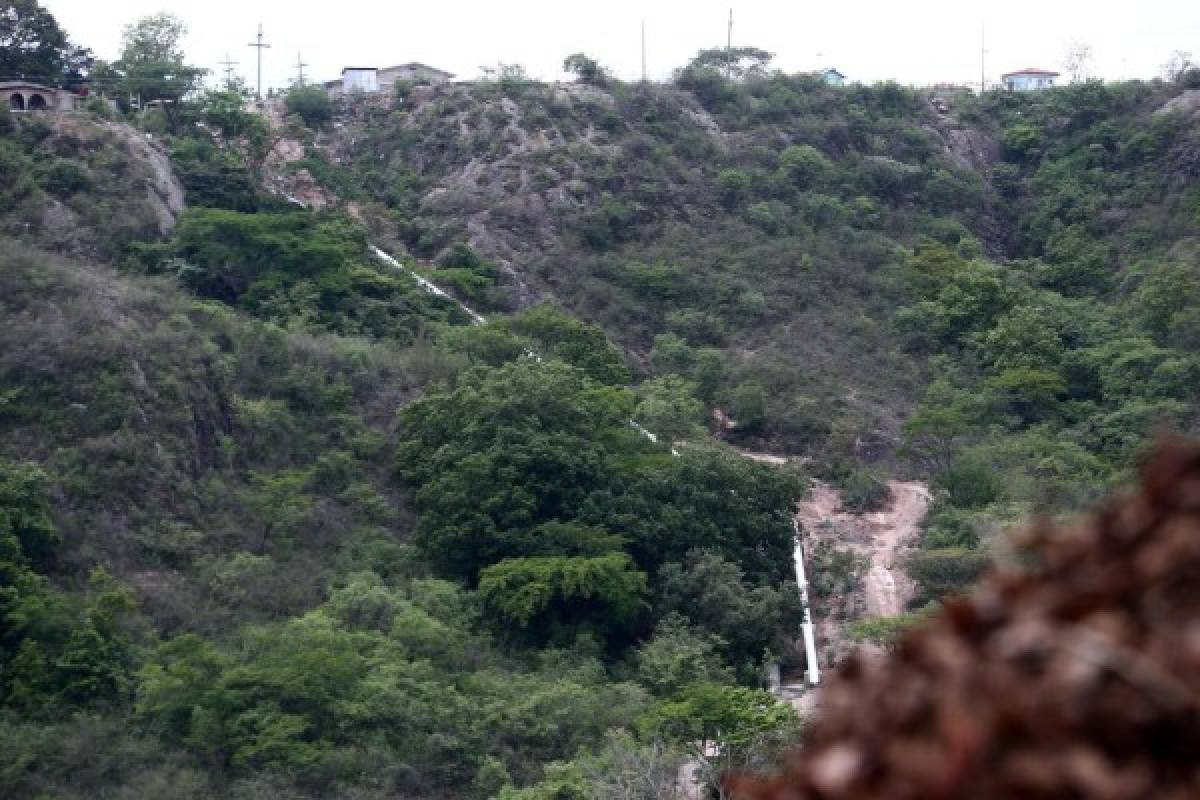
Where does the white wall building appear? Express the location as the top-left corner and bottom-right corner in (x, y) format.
(1001, 68), (1060, 91)
(340, 67), (379, 93)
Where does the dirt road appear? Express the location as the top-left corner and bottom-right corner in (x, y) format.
(796, 481), (931, 617)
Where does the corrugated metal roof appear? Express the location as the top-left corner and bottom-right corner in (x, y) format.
(1001, 68), (1060, 78)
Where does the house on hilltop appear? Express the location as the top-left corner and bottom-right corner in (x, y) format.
(379, 63), (454, 85)
(820, 68), (846, 87)
(1001, 68), (1059, 91)
(1, 81), (80, 112)
(324, 63), (454, 96)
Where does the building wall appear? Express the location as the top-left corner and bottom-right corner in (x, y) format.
(378, 65), (452, 86)
(1004, 73), (1056, 91)
(342, 69), (379, 93)
(1, 86), (74, 112)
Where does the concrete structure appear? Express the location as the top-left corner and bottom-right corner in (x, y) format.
(821, 68), (846, 87)
(324, 62), (453, 96)
(0, 81), (78, 112)
(378, 62), (454, 86)
(341, 67), (379, 94)
(1001, 68), (1059, 91)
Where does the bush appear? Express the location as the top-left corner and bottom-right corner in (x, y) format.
(838, 469), (890, 513)
(284, 86), (333, 129)
(38, 159), (92, 197)
(907, 548), (991, 604)
(935, 458), (1002, 509)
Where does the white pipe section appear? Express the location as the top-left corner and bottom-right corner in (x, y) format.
(369, 245), (487, 326)
(793, 519), (821, 686)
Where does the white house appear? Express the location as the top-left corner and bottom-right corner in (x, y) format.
(820, 68), (846, 87)
(1001, 68), (1059, 91)
(340, 67), (379, 94)
(324, 63), (454, 96)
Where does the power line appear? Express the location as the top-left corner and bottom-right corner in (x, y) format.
(247, 23), (271, 100)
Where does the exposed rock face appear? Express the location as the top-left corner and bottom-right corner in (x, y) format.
(1154, 88), (1200, 118)
(731, 439), (1200, 800)
(101, 121), (185, 235)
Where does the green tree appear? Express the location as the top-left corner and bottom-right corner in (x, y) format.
(284, 85), (333, 129)
(478, 553), (648, 644)
(635, 375), (704, 443)
(117, 13), (205, 131)
(635, 613), (732, 696)
(653, 550), (802, 678)
(594, 450), (803, 583)
(777, 144), (832, 189)
(0, 0), (92, 85)
(907, 548), (992, 604)
(396, 360), (637, 580)
(562, 53), (610, 87)
(683, 47), (774, 81)
(642, 682), (799, 764)
(730, 381), (768, 431)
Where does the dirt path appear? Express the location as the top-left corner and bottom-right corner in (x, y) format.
(796, 481), (931, 617)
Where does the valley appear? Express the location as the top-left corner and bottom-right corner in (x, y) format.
(1, 4), (1199, 797)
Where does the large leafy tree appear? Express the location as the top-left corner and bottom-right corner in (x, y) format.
(0, 0), (92, 84)
(396, 359), (639, 581)
(478, 553), (648, 645)
(585, 446), (804, 582)
(117, 12), (205, 130)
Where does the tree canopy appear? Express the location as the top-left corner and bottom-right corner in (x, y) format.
(0, 0), (92, 85)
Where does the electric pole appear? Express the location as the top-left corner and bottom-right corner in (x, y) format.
(294, 52), (309, 86)
(219, 53), (239, 88)
(641, 19), (647, 82)
(726, 8), (734, 79)
(247, 23), (271, 100)
(980, 24), (986, 94)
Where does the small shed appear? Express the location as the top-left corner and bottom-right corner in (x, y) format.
(1001, 68), (1059, 91)
(0, 81), (77, 112)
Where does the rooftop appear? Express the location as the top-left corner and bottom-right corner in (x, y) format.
(0, 80), (58, 91)
(1001, 67), (1061, 78)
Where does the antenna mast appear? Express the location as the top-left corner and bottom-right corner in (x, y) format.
(218, 53), (239, 87)
(294, 52), (309, 86)
(247, 23), (271, 100)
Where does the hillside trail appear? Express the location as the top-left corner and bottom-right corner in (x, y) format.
(796, 481), (931, 618)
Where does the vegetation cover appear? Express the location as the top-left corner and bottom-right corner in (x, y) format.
(1, 3), (1198, 796)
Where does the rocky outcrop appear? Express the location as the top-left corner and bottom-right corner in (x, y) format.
(101, 121), (185, 235)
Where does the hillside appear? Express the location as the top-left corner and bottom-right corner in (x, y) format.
(291, 74), (1200, 493)
(2, 28), (1200, 798)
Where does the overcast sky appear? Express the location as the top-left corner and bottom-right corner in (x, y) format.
(42, 0), (1200, 92)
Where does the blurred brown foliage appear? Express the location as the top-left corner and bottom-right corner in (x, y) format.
(731, 438), (1200, 799)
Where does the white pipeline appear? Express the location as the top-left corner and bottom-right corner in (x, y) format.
(793, 519), (821, 686)
(369, 246), (487, 325)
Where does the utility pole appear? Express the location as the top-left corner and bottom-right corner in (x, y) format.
(247, 23), (271, 100)
(641, 18), (647, 82)
(294, 52), (309, 86)
(726, 8), (734, 79)
(219, 53), (239, 88)
(980, 24), (986, 94)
